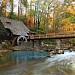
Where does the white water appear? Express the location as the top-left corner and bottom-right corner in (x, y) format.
(33, 50), (75, 75)
(46, 51), (75, 63)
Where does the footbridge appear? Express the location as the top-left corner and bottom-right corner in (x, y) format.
(28, 32), (75, 50)
(29, 32), (75, 40)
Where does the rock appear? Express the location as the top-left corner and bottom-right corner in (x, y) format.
(58, 49), (64, 54)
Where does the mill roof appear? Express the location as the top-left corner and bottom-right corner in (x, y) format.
(0, 17), (30, 36)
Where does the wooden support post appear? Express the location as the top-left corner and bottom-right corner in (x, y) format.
(31, 40), (34, 48)
(56, 39), (61, 50)
(38, 40), (41, 47)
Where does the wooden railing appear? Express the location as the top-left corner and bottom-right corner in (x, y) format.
(29, 32), (75, 40)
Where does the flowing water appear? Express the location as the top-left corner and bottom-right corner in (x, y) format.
(0, 50), (75, 75)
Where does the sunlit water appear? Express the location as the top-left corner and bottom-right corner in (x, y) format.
(0, 50), (75, 75)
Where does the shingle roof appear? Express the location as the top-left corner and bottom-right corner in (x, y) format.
(0, 17), (30, 36)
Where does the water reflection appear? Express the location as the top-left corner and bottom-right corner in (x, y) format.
(1, 50), (75, 75)
(11, 51), (48, 63)
(0, 51), (48, 75)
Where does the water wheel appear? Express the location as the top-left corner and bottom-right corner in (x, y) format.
(16, 35), (27, 45)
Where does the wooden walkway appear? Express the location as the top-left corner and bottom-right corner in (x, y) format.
(29, 32), (75, 40)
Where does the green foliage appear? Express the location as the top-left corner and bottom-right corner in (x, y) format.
(70, 38), (75, 46)
(62, 12), (71, 19)
(8, 11), (14, 19)
(23, 0), (28, 8)
(70, 16), (75, 23)
(42, 40), (56, 45)
(29, 26), (38, 32)
(63, 0), (73, 6)
(36, 29), (46, 34)
(0, 20), (7, 39)
(8, 0), (19, 20)
(8, 12), (22, 21)
(29, 26), (46, 34)
(8, 11), (19, 20)
(0, 10), (3, 17)
(28, 10), (35, 17)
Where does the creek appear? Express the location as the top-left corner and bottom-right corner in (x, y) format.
(0, 50), (75, 75)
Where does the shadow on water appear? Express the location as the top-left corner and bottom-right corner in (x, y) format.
(1, 50), (75, 75)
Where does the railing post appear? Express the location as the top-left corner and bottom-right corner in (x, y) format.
(30, 40), (34, 48)
(39, 34), (40, 38)
(46, 34), (47, 38)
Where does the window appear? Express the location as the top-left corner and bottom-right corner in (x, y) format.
(6, 22), (11, 25)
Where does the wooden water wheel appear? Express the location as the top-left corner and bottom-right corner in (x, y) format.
(16, 35), (27, 45)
